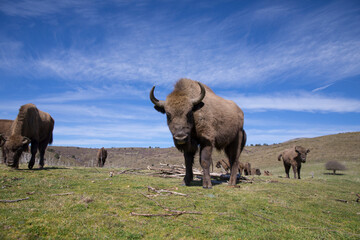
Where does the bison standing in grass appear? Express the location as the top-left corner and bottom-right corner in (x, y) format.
(97, 147), (107, 167)
(278, 146), (310, 179)
(150, 78), (246, 188)
(2, 103), (54, 169)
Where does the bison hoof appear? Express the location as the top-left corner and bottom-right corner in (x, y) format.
(202, 186), (212, 189)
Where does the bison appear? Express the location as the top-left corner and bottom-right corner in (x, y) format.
(278, 146), (310, 179)
(3, 103), (54, 169)
(97, 147), (107, 167)
(150, 78), (246, 188)
(216, 158), (245, 175)
(0, 120), (14, 164)
(243, 162), (252, 175)
(251, 168), (261, 176)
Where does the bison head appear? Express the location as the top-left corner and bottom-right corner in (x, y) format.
(3, 135), (31, 168)
(295, 146), (310, 163)
(150, 82), (205, 146)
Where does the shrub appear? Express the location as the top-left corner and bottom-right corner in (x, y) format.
(325, 161), (346, 174)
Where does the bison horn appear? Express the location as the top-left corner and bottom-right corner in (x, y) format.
(22, 137), (31, 145)
(191, 82), (206, 106)
(150, 86), (165, 108)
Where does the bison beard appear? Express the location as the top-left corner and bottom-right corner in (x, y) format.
(150, 78), (246, 188)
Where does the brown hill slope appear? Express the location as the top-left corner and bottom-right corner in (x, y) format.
(36, 131), (359, 171)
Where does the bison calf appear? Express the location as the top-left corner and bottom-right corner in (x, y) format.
(278, 146), (310, 179)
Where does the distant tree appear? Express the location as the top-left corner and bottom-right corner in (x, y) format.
(54, 153), (60, 160)
(325, 161), (346, 174)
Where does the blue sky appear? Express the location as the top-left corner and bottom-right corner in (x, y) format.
(0, 0), (359, 148)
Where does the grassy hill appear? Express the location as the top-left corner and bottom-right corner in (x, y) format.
(38, 132), (360, 173)
(0, 132), (359, 239)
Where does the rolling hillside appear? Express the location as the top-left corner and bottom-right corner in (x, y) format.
(34, 131), (360, 171)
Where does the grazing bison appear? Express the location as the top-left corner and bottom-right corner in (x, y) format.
(97, 147), (107, 167)
(251, 168), (261, 176)
(216, 159), (244, 175)
(150, 78), (246, 188)
(3, 104), (54, 169)
(0, 120), (14, 164)
(278, 146), (310, 179)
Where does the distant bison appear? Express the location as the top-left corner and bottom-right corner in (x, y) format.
(97, 147), (107, 167)
(3, 104), (54, 169)
(264, 170), (272, 176)
(278, 146), (310, 179)
(150, 78), (246, 188)
(216, 158), (245, 175)
(244, 162), (251, 175)
(251, 168), (261, 176)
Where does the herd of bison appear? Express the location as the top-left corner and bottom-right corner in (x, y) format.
(0, 78), (311, 188)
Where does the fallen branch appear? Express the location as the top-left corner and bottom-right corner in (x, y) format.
(130, 211), (201, 217)
(148, 186), (187, 196)
(335, 199), (348, 203)
(0, 197), (30, 203)
(131, 192), (202, 217)
(50, 192), (74, 196)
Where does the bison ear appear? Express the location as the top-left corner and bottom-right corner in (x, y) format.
(154, 106), (166, 114)
(307, 149), (310, 153)
(192, 102), (204, 112)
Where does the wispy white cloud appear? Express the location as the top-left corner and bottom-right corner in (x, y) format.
(1, 1), (359, 88)
(312, 83), (334, 93)
(231, 92), (360, 113)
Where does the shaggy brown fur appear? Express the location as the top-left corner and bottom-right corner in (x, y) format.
(215, 158), (245, 175)
(264, 170), (272, 176)
(151, 78), (246, 188)
(278, 146), (310, 179)
(97, 147), (107, 167)
(0, 120), (14, 163)
(3, 104), (54, 169)
(251, 168), (261, 176)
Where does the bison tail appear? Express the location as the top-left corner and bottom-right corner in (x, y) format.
(49, 132), (53, 145)
(240, 129), (247, 152)
(278, 153), (282, 161)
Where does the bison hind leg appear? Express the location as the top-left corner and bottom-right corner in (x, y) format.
(225, 130), (244, 186)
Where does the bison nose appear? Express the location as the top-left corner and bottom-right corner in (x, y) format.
(174, 134), (187, 145)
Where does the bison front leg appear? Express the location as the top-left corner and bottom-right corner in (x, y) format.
(292, 164), (298, 179)
(200, 145), (213, 189)
(38, 142), (47, 169)
(28, 141), (38, 170)
(182, 151), (195, 186)
(297, 165), (301, 179)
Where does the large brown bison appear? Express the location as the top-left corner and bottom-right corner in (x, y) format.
(278, 146), (310, 179)
(97, 147), (107, 167)
(3, 104), (54, 169)
(150, 78), (246, 188)
(216, 158), (245, 176)
(0, 120), (14, 163)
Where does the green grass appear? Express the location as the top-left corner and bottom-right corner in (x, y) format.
(0, 160), (359, 240)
